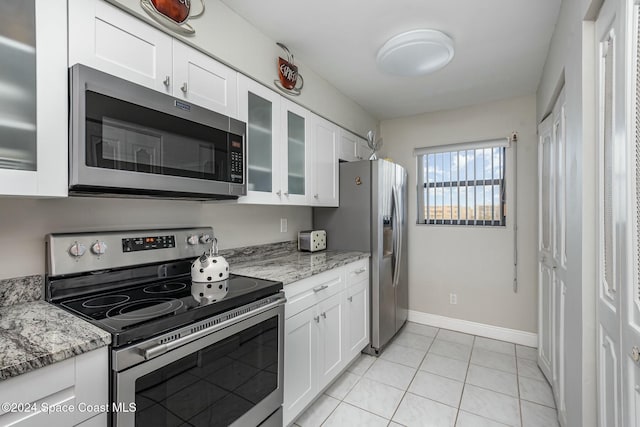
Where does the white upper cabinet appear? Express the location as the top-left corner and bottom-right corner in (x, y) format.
(238, 77), (313, 206)
(311, 117), (339, 206)
(281, 99), (312, 205)
(356, 136), (370, 161)
(172, 41), (238, 117)
(68, 0), (237, 117)
(0, 0), (67, 197)
(338, 130), (358, 162)
(68, 0), (173, 93)
(237, 75), (282, 204)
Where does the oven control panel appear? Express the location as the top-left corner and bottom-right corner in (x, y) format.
(46, 227), (214, 276)
(230, 137), (244, 184)
(122, 235), (176, 252)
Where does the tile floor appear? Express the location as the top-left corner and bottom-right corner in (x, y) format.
(293, 322), (559, 427)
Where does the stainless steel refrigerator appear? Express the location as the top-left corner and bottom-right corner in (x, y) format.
(314, 159), (408, 355)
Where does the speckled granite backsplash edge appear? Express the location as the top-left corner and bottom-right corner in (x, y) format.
(0, 240), (300, 307)
(0, 275), (42, 308)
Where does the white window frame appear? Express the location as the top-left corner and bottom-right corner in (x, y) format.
(415, 138), (510, 226)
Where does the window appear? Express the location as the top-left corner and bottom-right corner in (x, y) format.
(416, 139), (508, 226)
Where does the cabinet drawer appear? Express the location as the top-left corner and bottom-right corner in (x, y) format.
(346, 259), (369, 287)
(285, 269), (344, 319)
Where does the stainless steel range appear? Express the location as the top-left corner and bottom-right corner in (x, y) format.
(45, 227), (285, 427)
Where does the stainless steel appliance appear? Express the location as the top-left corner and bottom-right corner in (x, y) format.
(45, 227), (285, 426)
(69, 64), (246, 199)
(314, 160), (408, 355)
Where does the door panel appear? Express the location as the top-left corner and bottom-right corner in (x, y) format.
(538, 114), (554, 383)
(595, 0), (625, 425)
(599, 329), (621, 427)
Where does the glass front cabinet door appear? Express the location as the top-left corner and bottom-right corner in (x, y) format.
(281, 99), (311, 205)
(237, 75), (282, 204)
(238, 76), (311, 205)
(0, 0), (67, 196)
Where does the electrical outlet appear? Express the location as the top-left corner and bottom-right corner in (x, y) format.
(280, 218), (287, 233)
(449, 293), (457, 305)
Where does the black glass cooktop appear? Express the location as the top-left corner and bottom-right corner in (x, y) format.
(59, 274), (282, 347)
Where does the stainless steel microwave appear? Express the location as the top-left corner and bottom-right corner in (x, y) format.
(69, 64), (246, 199)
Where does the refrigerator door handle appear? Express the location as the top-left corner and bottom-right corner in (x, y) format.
(392, 185), (402, 288)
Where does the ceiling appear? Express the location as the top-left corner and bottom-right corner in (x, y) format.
(220, 0), (561, 120)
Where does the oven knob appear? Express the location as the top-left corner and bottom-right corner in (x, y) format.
(91, 241), (108, 255)
(187, 235), (199, 245)
(68, 242), (86, 258)
(199, 234), (212, 244)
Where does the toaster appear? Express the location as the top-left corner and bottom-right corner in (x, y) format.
(298, 230), (327, 252)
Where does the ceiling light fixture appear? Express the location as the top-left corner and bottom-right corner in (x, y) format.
(376, 29), (455, 76)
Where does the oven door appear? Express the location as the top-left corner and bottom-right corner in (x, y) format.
(114, 304), (283, 426)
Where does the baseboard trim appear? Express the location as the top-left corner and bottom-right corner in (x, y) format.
(407, 310), (538, 347)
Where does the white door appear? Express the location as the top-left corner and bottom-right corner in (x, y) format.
(172, 41), (238, 117)
(551, 89), (568, 425)
(595, 0), (625, 425)
(317, 292), (345, 389)
(538, 113), (555, 383)
(312, 117), (339, 206)
(621, 1), (640, 426)
(283, 306), (318, 426)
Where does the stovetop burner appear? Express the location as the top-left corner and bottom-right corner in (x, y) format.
(82, 294), (130, 308)
(57, 273), (283, 347)
(143, 282), (187, 294)
(106, 298), (185, 321)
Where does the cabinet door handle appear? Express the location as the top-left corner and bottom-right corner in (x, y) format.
(163, 76), (170, 88)
(347, 296), (353, 302)
(313, 285), (329, 293)
(284, 192), (289, 196)
(181, 82), (188, 93)
(354, 267), (366, 274)
(321, 312), (327, 319)
(314, 315), (320, 323)
(276, 190), (282, 197)
(314, 194), (319, 199)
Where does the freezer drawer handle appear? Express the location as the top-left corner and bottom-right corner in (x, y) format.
(313, 285), (329, 293)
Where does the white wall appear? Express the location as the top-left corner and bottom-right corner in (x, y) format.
(380, 94), (538, 333)
(0, 197), (311, 280)
(537, 0), (597, 424)
(106, 0), (378, 136)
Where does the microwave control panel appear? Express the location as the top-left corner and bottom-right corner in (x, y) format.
(230, 137), (243, 183)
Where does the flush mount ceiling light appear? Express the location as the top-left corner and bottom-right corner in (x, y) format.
(376, 29), (455, 76)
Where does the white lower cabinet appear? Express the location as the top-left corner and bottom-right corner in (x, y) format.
(317, 292), (345, 389)
(283, 259), (369, 425)
(345, 279), (369, 355)
(0, 347), (108, 427)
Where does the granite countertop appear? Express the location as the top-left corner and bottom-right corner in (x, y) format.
(0, 241), (367, 381)
(224, 241), (370, 285)
(0, 300), (111, 381)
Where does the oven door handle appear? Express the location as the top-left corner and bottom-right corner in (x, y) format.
(143, 296), (287, 360)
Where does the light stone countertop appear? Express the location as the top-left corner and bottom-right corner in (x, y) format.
(0, 301), (111, 381)
(0, 241), (367, 381)
(224, 241), (370, 285)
